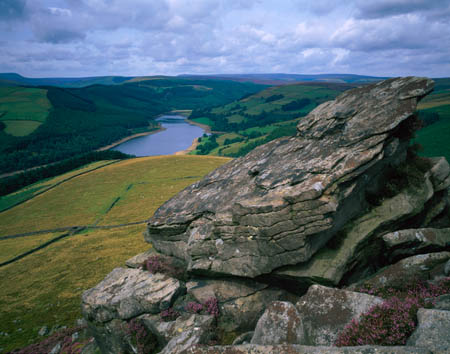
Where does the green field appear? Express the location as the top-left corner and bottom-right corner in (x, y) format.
(0, 155), (230, 352)
(0, 78), (265, 175)
(416, 78), (450, 162)
(191, 82), (349, 157)
(0, 160), (118, 213)
(0, 87), (51, 137)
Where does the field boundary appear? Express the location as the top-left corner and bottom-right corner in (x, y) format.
(0, 160), (121, 214)
(0, 220), (148, 267)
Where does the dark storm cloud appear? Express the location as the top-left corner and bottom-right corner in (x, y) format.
(355, 0), (450, 20)
(0, 0), (27, 20)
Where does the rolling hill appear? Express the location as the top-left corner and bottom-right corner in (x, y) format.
(190, 82), (354, 157)
(0, 78), (266, 175)
(0, 155), (231, 352)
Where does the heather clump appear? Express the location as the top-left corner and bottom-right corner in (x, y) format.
(126, 318), (157, 354)
(336, 277), (450, 346)
(185, 301), (203, 314)
(204, 297), (220, 317)
(12, 326), (88, 354)
(160, 307), (181, 322)
(143, 255), (185, 280)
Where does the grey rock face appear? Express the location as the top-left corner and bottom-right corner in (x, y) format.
(407, 308), (450, 352)
(139, 313), (214, 354)
(430, 294), (450, 311)
(295, 285), (383, 346)
(382, 228), (450, 261)
(274, 175), (435, 288)
(349, 252), (450, 291)
(125, 248), (156, 268)
(251, 301), (304, 345)
(182, 344), (432, 353)
(81, 267), (184, 323)
(445, 259), (450, 276)
(146, 77), (434, 278)
(186, 278), (292, 332)
(141, 312), (214, 343)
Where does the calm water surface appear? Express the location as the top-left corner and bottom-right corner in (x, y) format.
(112, 115), (205, 156)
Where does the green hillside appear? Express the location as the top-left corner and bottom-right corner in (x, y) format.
(190, 82), (352, 157)
(0, 155), (231, 352)
(0, 78), (265, 174)
(416, 78), (450, 162)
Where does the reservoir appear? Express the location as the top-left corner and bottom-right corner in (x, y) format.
(111, 115), (205, 156)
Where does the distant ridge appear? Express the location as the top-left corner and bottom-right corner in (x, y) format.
(179, 73), (389, 85)
(0, 73), (132, 88)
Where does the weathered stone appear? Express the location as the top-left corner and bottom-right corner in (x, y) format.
(38, 325), (48, 336)
(445, 259), (450, 276)
(429, 294), (450, 311)
(274, 176), (434, 288)
(232, 332), (254, 345)
(295, 285), (383, 346)
(348, 252), (450, 291)
(406, 308), (450, 352)
(429, 156), (450, 191)
(186, 278), (267, 303)
(141, 312), (214, 343)
(81, 267), (184, 323)
(86, 318), (135, 354)
(186, 278), (293, 332)
(251, 301), (304, 345)
(182, 344), (432, 353)
(382, 228), (450, 261)
(146, 77), (434, 278)
(125, 248), (157, 268)
(49, 342), (61, 354)
(160, 328), (210, 354)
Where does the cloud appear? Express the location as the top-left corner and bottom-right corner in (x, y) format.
(355, 0), (450, 20)
(0, 0), (449, 77)
(0, 0), (27, 21)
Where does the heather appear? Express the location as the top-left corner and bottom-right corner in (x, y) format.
(336, 277), (450, 346)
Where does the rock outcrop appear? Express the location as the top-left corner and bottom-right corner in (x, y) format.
(146, 76), (434, 279)
(82, 77), (450, 353)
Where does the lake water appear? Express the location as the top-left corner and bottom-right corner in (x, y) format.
(111, 115), (205, 156)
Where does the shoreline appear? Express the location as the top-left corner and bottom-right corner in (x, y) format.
(96, 126), (166, 151)
(185, 119), (212, 134)
(174, 137), (200, 155)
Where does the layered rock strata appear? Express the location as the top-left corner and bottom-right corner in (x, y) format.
(146, 77), (434, 279)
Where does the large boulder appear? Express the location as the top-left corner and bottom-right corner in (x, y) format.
(146, 77), (434, 278)
(251, 301), (304, 345)
(81, 268), (184, 323)
(295, 285), (383, 346)
(406, 308), (450, 352)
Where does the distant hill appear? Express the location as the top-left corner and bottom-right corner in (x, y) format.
(190, 81), (352, 157)
(0, 73), (133, 88)
(180, 73), (389, 85)
(0, 77), (266, 174)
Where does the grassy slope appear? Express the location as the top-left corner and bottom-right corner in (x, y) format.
(0, 155), (230, 352)
(0, 87), (51, 136)
(0, 160), (118, 213)
(192, 83), (346, 157)
(0, 78), (265, 174)
(416, 78), (450, 162)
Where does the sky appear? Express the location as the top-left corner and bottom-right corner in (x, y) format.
(0, 0), (449, 78)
